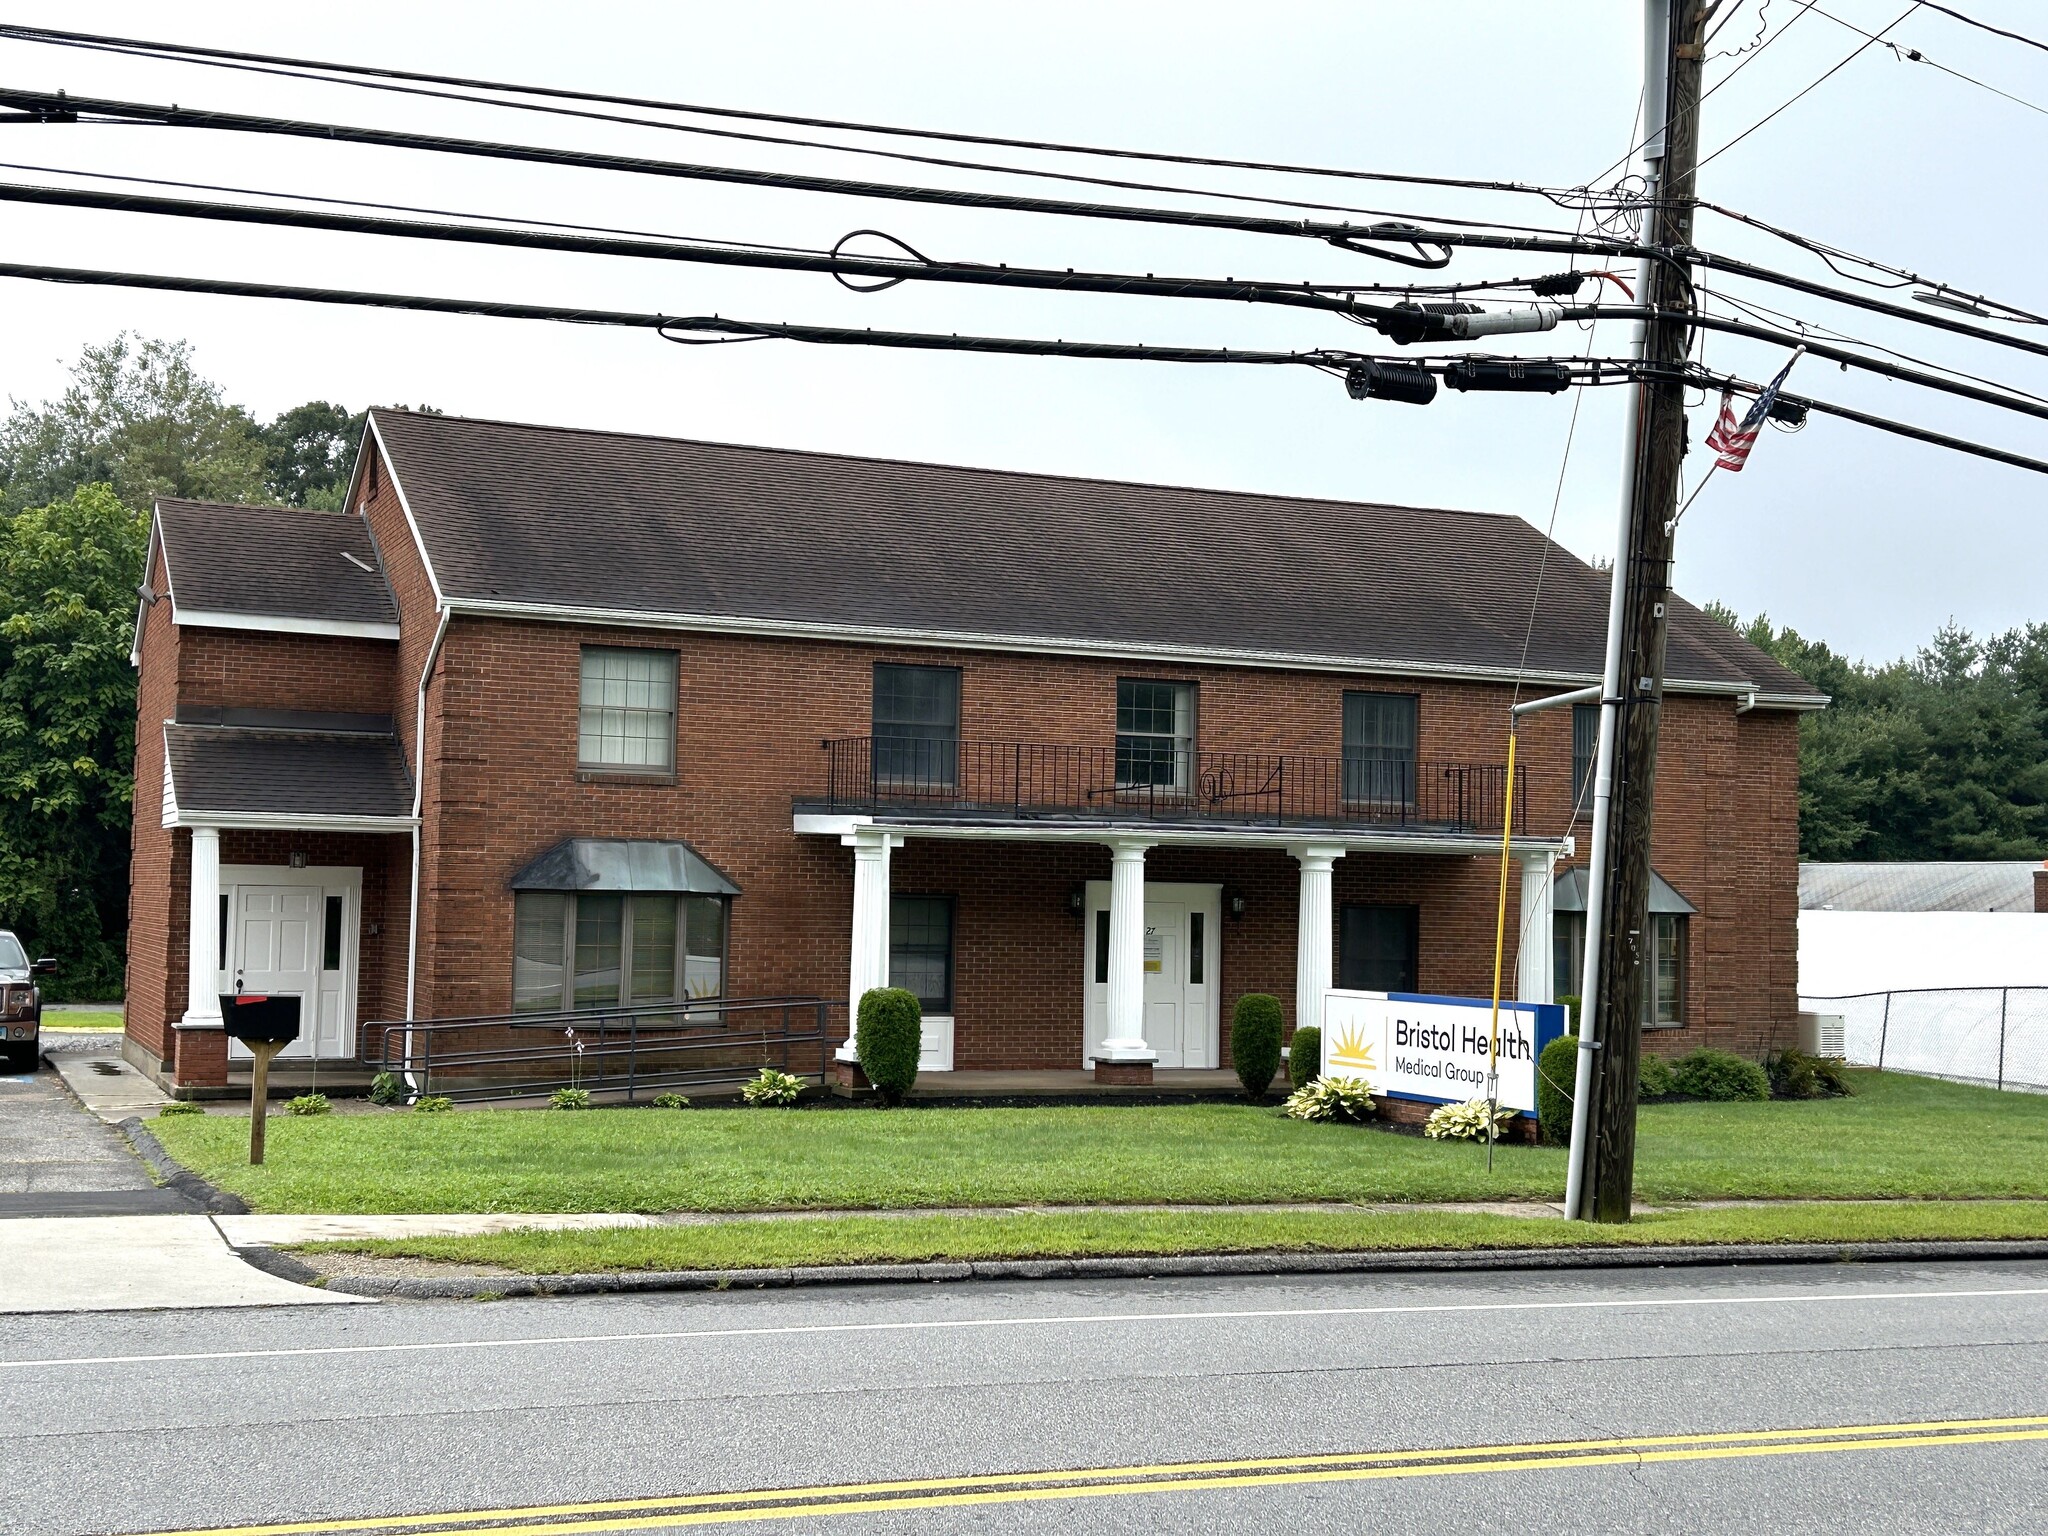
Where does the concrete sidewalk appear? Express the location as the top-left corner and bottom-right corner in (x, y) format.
(46, 1047), (169, 1123)
(0, 1215), (369, 1314)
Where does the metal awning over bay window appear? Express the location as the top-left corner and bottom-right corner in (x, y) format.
(509, 839), (739, 1014)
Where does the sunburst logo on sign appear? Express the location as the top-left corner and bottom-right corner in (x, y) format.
(1328, 1023), (1376, 1072)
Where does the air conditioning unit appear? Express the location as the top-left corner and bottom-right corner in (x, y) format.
(1797, 1011), (1846, 1058)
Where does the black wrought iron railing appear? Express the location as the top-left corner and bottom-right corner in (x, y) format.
(358, 996), (841, 1103)
(818, 738), (1526, 835)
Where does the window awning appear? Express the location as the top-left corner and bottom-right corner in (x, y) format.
(509, 838), (740, 896)
(1552, 866), (1697, 915)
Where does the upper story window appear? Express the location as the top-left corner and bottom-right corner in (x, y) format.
(1572, 702), (1599, 816)
(1116, 679), (1194, 790)
(873, 663), (960, 788)
(1342, 691), (1418, 805)
(578, 647), (677, 773)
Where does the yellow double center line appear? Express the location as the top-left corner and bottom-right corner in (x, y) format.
(127, 1414), (2048, 1534)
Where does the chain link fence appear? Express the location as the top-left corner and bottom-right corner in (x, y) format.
(1799, 987), (2048, 1094)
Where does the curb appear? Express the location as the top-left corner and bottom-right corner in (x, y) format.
(309, 1238), (2048, 1301)
(119, 1117), (250, 1215)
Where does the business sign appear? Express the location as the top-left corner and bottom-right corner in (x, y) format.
(1320, 990), (1567, 1116)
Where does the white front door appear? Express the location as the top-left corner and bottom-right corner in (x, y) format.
(1082, 881), (1221, 1068)
(220, 867), (360, 1061)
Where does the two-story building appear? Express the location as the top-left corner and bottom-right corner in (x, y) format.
(124, 408), (1823, 1094)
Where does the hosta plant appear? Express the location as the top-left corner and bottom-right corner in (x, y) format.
(649, 1093), (691, 1109)
(549, 1087), (592, 1111)
(412, 1095), (454, 1114)
(1423, 1097), (1518, 1142)
(741, 1067), (806, 1107)
(284, 1093), (330, 1117)
(368, 1071), (402, 1106)
(1281, 1075), (1378, 1124)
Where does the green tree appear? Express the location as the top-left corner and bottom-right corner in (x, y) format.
(257, 400), (366, 510)
(0, 484), (146, 996)
(0, 334), (269, 514)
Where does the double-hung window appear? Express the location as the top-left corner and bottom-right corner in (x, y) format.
(1116, 679), (1194, 791)
(1342, 691), (1418, 807)
(1551, 909), (1687, 1028)
(1571, 703), (1599, 816)
(873, 664), (960, 789)
(513, 891), (729, 1013)
(889, 896), (954, 1015)
(578, 647), (677, 773)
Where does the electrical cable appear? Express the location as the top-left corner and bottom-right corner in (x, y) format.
(0, 22), (1608, 210)
(0, 85), (1647, 268)
(1914, 0), (2048, 55)
(1699, 4), (1921, 167)
(1789, 0), (2048, 118)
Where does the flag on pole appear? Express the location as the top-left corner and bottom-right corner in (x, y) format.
(1705, 348), (1804, 471)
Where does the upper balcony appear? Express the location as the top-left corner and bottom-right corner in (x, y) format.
(805, 737), (1528, 838)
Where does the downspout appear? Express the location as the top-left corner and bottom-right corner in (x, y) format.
(402, 605), (452, 1096)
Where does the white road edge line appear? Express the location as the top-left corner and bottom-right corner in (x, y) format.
(6, 1284), (2048, 1372)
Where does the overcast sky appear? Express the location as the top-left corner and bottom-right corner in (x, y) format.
(3, 1), (2043, 664)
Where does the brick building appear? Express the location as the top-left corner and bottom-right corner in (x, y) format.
(124, 409), (1823, 1093)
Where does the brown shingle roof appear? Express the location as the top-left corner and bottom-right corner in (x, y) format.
(156, 499), (399, 629)
(368, 409), (1823, 702)
(164, 725), (413, 820)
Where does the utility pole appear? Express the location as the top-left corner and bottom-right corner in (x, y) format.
(1565, 0), (1708, 1223)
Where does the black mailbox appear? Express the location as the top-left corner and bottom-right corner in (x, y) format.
(219, 993), (302, 1044)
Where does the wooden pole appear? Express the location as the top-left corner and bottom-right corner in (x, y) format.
(248, 1039), (283, 1165)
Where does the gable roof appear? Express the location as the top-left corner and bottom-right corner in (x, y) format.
(365, 408), (1822, 703)
(154, 499), (400, 636)
(1799, 861), (2045, 913)
(162, 722), (414, 827)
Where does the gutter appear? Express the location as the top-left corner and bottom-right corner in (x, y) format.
(402, 605), (452, 1094)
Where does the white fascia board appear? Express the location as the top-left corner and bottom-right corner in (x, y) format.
(363, 414), (447, 610)
(159, 722), (178, 829)
(132, 512), (171, 668)
(169, 811), (419, 833)
(792, 811), (1563, 858)
(174, 609), (401, 641)
(446, 596), (1808, 704)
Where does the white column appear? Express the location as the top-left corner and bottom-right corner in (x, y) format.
(1517, 850), (1558, 1004)
(180, 826), (223, 1029)
(837, 827), (900, 1061)
(1097, 838), (1157, 1062)
(1290, 845), (1344, 1037)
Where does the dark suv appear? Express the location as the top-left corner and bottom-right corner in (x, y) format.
(0, 931), (55, 1073)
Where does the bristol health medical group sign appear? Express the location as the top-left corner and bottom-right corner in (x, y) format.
(1319, 990), (1568, 1116)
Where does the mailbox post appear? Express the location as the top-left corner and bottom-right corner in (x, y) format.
(220, 993), (302, 1165)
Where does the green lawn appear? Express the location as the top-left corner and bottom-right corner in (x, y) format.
(43, 1010), (122, 1031)
(149, 1070), (2048, 1215)
(306, 1200), (2048, 1275)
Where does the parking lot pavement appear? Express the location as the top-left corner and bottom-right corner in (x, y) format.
(0, 1066), (182, 1216)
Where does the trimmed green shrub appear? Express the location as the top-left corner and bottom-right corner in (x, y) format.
(549, 1087), (592, 1111)
(1639, 1053), (1677, 1100)
(1288, 1025), (1322, 1091)
(157, 1099), (204, 1117)
(855, 986), (922, 1106)
(1424, 1097), (1518, 1142)
(284, 1093), (330, 1116)
(649, 1092), (690, 1109)
(1536, 1031), (1577, 1146)
(1230, 994), (1284, 1098)
(1281, 1075), (1377, 1124)
(1672, 1047), (1770, 1102)
(1766, 1048), (1853, 1100)
(412, 1095), (454, 1114)
(369, 1071), (402, 1106)
(742, 1067), (805, 1107)
(1555, 994), (1580, 1033)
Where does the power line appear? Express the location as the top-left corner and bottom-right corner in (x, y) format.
(1915, 0), (2048, 55)
(1792, 0), (2048, 118)
(0, 21), (1599, 209)
(0, 255), (2035, 474)
(0, 85), (1640, 269)
(1700, 4), (1921, 167)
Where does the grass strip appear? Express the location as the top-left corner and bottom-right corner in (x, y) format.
(43, 1010), (123, 1030)
(297, 1200), (2048, 1275)
(153, 1070), (2048, 1215)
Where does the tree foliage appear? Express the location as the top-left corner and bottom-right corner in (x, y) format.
(1712, 605), (2048, 861)
(0, 483), (146, 996)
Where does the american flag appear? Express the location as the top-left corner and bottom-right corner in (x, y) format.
(1705, 349), (1803, 472)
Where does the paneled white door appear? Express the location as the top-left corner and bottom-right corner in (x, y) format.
(1082, 881), (1221, 1069)
(221, 868), (359, 1061)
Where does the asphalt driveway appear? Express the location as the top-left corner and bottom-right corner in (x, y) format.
(0, 1054), (194, 1216)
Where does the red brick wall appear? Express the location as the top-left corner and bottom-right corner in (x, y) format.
(176, 629), (397, 717)
(125, 539), (180, 1067)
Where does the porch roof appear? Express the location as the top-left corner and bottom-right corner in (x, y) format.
(162, 722), (416, 831)
(793, 810), (1565, 859)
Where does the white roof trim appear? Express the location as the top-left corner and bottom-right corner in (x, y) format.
(362, 413), (447, 609)
(794, 811), (1565, 858)
(168, 811), (420, 833)
(159, 721), (178, 828)
(131, 514), (170, 668)
(173, 608), (400, 641)
(444, 597), (1818, 705)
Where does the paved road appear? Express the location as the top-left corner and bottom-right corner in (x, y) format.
(2, 1257), (2044, 1534)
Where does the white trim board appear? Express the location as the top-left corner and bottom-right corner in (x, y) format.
(795, 813), (1564, 859)
(172, 609), (400, 642)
